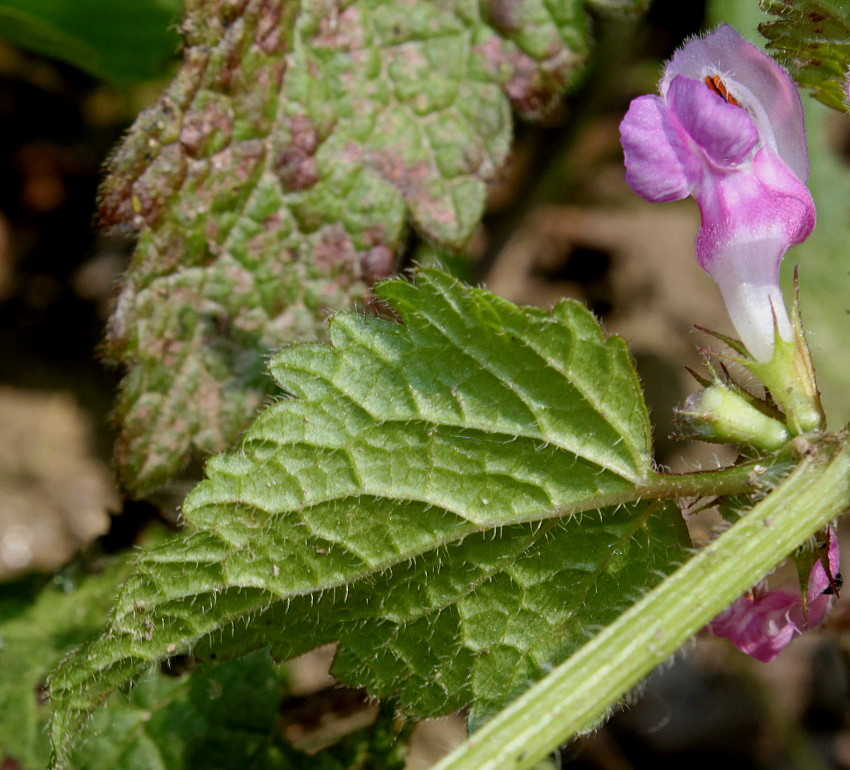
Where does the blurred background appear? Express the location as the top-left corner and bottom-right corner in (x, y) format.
(0, 0), (849, 768)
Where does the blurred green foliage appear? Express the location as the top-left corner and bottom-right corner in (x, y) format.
(0, 556), (136, 768)
(0, 552), (408, 770)
(0, 0), (181, 83)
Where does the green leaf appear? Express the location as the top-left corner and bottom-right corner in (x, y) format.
(49, 269), (691, 765)
(70, 651), (289, 770)
(101, 0), (603, 494)
(431, 438), (850, 770)
(583, 0), (650, 13)
(0, 0), (180, 84)
(72, 649), (408, 770)
(0, 558), (135, 769)
(0, 559), (407, 769)
(759, 0), (850, 111)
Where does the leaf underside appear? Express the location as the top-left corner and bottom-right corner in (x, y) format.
(759, 0), (850, 111)
(103, 0), (605, 493)
(49, 269), (689, 765)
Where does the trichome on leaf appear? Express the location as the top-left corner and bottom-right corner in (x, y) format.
(48, 268), (695, 766)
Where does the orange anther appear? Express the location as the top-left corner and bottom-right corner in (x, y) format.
(704, 74), (741, 106)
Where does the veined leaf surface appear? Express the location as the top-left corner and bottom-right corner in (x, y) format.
(49, 270), (689, 764)
(103, 0), (604, 493)
(760, 0), (850, 111)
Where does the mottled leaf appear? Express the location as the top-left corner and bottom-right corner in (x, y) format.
(760, 0), (850, 111)
(102, 0), (603, 494)
(0, 0), (180, 83)
(49, 270), (690, 765)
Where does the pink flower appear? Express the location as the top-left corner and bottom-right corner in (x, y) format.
(708, 528), (840, 662)
(619, 26), (815, 362)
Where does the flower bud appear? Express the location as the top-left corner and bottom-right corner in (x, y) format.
(675, 384), (789, 451)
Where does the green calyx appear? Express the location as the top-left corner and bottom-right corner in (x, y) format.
(745, 293), (825, 435)
(695, 284), (826, 437)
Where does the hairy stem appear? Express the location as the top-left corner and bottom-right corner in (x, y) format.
(434, 434), (850, 770)
(643, 454), (793, 498)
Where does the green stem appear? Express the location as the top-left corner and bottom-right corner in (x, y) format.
(433, 436), (850, 770)
(643, 455), (793, 499)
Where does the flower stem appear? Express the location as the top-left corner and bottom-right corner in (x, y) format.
(433, 434), (850, 770)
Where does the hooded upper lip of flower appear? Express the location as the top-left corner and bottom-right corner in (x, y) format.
(660, 25), (809, 185)
(618, 25), (815, 362)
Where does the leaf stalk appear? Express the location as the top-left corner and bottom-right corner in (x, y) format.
(434, 434), (850, 770)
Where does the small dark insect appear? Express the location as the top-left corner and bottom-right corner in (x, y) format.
(704, 74), (741, 106)
(823, 572), (844, 596)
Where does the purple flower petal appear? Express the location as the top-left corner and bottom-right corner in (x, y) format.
(684, 147), (815, 361)
(692, 148), (814, 360)
(667, 75), (758, 166)
(709, 529), (839, 661)
(661, 25), (809, 183)
(705, 232), (791, 362)
(619, 94), (700, 202)
(709, 588), (801, 662)
(694, 147), (814, 267)
(807, 527), (840, 601)
(789, 530), (839, 630)
(619, 25), (815, 361)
